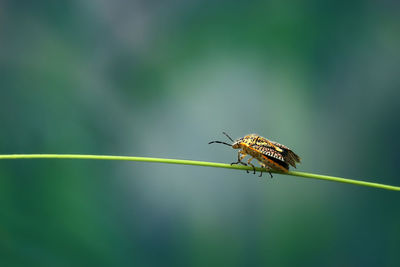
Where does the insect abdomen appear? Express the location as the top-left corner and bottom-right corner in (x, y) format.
(242, 144), (289, 172)
(261, 154), (289, 172)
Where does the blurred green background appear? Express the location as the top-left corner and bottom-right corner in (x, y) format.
(1, 0), (400, 266)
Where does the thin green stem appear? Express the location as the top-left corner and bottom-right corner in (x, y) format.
(0, 154), (398, 191)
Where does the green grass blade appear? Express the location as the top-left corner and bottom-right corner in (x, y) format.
(0, 154), (398, 191)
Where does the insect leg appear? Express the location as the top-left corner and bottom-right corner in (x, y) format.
(266, 168), (273, 178)
(247, 157), (256, 174)
(260, 163), (272, 178)
(231, 151), (249, 173)
(258, 163), (264, 177)
(230, 151), (247, 165)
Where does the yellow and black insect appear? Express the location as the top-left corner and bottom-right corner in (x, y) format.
(209, 132), (301, 177)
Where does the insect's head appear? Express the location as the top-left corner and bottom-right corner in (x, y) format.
(208, 132), (240, 149)
(231, 137), (243, 149)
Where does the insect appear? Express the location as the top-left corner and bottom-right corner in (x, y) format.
(209, 132), (301, 177)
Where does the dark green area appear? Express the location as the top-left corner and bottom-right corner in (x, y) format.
(1, 0), (400, 266)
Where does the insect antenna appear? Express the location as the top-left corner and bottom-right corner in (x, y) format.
(222, 132), (234, 142)
(208, 132), (235, 146)
(208, 140), (232, 146)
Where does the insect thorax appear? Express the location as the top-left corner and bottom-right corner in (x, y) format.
(232, 134), (264, 149)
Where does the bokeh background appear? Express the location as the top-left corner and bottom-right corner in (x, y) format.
(1, 1), (400, 266)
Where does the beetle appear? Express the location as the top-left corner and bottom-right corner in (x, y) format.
(209, 132), (301, 177)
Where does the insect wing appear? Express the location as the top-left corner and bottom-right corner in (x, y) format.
(270, 141), (301, 167)
(270, 141), (290, 150)
(255, 145), (285, 162)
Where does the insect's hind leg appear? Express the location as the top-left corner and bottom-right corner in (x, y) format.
(231, 150), (249, 173)
(260, 163), (273, 178)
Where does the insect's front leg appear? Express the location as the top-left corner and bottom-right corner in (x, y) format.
(231, 150), (249, 173)
(231, 150), (247, 165)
